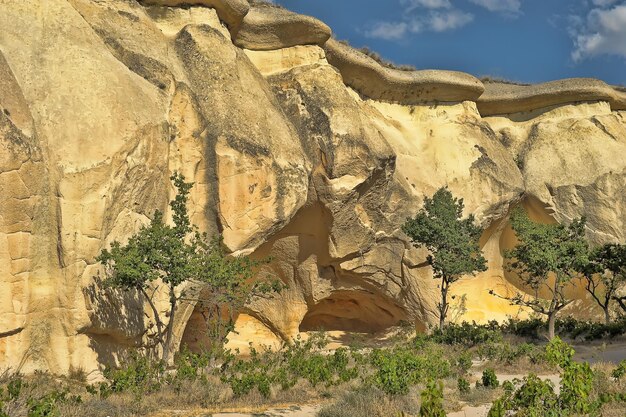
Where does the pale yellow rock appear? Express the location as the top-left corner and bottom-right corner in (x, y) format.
(324, 38), (485, 104)
(244, 45), (327, 76)
(478, 78), (626, 116)
(234, 5), (331, 51)
(0, 0), (625, 375)
(140, 0), (250, 34)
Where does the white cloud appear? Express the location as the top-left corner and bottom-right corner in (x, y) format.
(428, 10), (475, 31)
(365, 9), (473, 39)
(366, 21), (410, 40)
(401, 0), (452, 10)
(468, 0), (522, 14)
(591, 0), (620, 6)
(572, 4), (626, 61)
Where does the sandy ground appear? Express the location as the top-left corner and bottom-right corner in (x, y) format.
(573, 339), (626, 364)
(211, 404), (320, 417)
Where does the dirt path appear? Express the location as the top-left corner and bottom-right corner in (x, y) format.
(211, 404), (320, 417)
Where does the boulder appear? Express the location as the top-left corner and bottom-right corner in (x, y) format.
(477, 78), (626, 116)
(234, 5), (331, 50)
(324, 39), (484, 104)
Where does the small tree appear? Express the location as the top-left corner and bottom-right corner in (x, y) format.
(97, 173), (279, 363)
(580, 243), (626, 324)
(491, 208), (589, 340)
(402, 187), (487, 330)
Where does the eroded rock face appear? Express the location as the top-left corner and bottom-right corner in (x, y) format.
(0, 0), (625, 376)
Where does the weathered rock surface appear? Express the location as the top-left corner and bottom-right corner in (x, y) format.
(234, 5), (331, 51)
(140, 0), (250, 33)
(324, 39), (485, 104)
(0, 0), (624, 376)
(478, 78), (626, 116)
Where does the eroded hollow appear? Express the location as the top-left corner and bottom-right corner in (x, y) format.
(298, 290), (407, 333)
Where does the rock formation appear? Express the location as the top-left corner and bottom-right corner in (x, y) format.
(0, 0), (624, 377)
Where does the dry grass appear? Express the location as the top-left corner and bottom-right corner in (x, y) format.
(317, 385), (421, 417)
(6, 372), (349, 417)
(480, 76), (530, 86)
(334, 38), (417, 72)
(248, 0), (285, 9)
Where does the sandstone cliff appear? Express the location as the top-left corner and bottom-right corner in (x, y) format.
(0, 0), (624, 377)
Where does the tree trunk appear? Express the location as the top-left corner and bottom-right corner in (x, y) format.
(547, 312), (557, 340)
(140, 287), (165, 352)
(603, 307), (611, 325)
(162, 293), (177, 365)
(439, 277), (448, 331)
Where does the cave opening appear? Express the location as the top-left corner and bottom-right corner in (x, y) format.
(298, 290), (407, 333)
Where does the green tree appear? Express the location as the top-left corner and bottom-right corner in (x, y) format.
(491, 208), (589, 340)
(402, 188), (487, 330)
(97, 173), (279, 363)
(580, 243), (626, 323)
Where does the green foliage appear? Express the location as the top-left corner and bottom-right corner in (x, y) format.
(481, 368), (499, 388)
(457, 377), (470, 394)
(370, 345), (451, 395)
(403, 188), (486, 328)
(7, 377), (23, 400)
(101, 352), (165, 396)
(560, 361), (594, 414)
(493, 209), (589, 338)
(431, 321), (502, 346)
(220, 334), (361, 398)
(456, 351), (473, 375)
(97, 173), (278, 361)
(501, 316), (626, 341)
(488, 341), (624, 416)
(580, 243), (626, 321)
(545, 337), (574, 368)
(419, 380), (445, 417)
(27, 389), (80, 417)
(612, 360), (626, 380)
(511, 374), (558, 415)
(477, 341), (544, 366)
(486, 397), (506, 417)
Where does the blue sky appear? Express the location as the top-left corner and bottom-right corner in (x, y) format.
(272, 0), (626, 85)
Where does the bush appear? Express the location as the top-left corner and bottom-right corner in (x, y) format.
(481, 369), (499, 388)
(560, 361), (594, 414)
(370, 346), (451, 395)
(318, 385), (420, 417)
(102, 352), (164, 396)
(457, 377), (470, 394)
(456, 351), (472, 375)
(501, 317), (626, 341)
(487, 342), (625, 416)
(545, 337), (574, 368)
(612, 360), (626, 380)
(220, 334), (361, 398)
(419, 380), (445, 417)
(430, 321), (502, 347)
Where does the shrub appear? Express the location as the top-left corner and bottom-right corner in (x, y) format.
(560, 361), (594, 414)
(370, 346), (451, 395)
(510, 374), (558, 414)
(456, 351), (472, 375)
(430, 321), (502, 347)
(102, 352), (164, 396)
(220, 334), (361, 398)
(612, 360), (626, 380)
(545, 337), (574, 368)
(457, 377), (470, 394)
(481, 369), (499, 388)
(419, 380), (445, 417)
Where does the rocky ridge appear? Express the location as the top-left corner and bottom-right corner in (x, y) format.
(0, 0), (624, 377)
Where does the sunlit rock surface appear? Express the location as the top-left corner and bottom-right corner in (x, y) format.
(0, 0), (624, 376)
